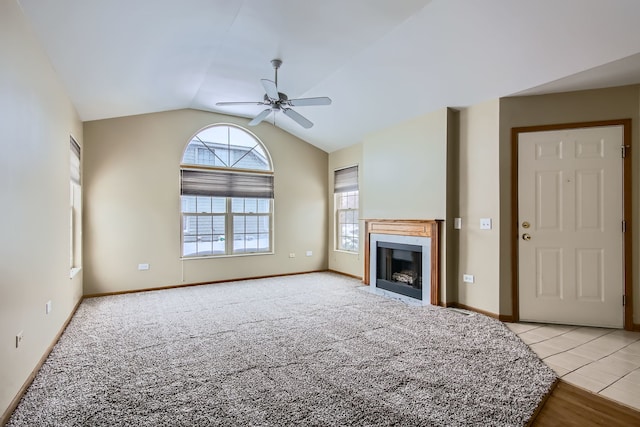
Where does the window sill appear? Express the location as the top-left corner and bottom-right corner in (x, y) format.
(334, 249), (359, 255)
(181, 251), (275, 260)
(70, 267), (82, 279)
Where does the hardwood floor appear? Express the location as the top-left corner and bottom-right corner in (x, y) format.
(531, 380), (640, 426)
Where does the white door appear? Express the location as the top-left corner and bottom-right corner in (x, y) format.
(518, 126), (624, 328)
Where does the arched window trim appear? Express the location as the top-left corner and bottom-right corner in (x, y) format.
(181, 123), (273, 172)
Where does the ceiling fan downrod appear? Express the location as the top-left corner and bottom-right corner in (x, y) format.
(271, 58), (282, 87)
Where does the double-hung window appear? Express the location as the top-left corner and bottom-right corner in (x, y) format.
(180, 124), (274, 258)
(334, 165), (359, 252)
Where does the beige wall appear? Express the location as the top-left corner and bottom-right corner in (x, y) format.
(83, 109), (328, 294)
(328, 143), (363, 278)
(361, 108), (449, 220)
(457, 99), (501, 314)
(358, 108), (453, 302)
(0, 0), (83, 418)
(498, 85), (640, 322)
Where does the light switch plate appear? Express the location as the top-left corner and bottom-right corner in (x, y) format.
(463, 274), (475, 283)
(480, 218), (492, 230)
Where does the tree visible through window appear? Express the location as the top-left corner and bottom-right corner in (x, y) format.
(180, 124), (273, 257)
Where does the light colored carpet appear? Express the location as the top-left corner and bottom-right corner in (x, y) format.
(8, 272), (556, 426)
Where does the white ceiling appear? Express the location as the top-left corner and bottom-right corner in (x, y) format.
(17, 0), (640, 153)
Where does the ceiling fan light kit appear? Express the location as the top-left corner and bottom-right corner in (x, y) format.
(216, 59), (331, 129)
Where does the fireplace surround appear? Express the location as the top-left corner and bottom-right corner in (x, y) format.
(364, 219), (441, 305)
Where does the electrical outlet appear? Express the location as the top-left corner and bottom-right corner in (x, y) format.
(480, 218), (492, 230)
(289, 253), (296, 258)
(306, 250), (312, 257)
(16, 331), (23, 348)
(463, 274), (475, 283)
(138, 263), (150, 271)
(45, 300), (52, 315)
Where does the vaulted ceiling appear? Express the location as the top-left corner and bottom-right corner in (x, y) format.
(17, 0), (640, 152)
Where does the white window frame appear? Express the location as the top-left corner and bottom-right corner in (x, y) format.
(335, 190), (359, 253)
(180, 124), (274, 259)
(334, 165), (359, 253)
(181, 196), (273, 258)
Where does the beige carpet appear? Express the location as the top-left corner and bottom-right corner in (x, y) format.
(8, 272), (556, 426)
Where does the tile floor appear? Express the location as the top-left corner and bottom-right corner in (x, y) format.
(505, 322), (640, 411)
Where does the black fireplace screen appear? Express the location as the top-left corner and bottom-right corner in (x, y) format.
(376, 241), (422, 299)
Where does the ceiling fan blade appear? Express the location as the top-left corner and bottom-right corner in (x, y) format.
(282, 108), (313, 129)
(248, 108), (272, 126)
(216, 101), (264, 106)
(287, 97), (332, 107)
(261, 79), (279, 101)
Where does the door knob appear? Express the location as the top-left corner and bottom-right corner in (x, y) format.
(522, 233), (531, 241)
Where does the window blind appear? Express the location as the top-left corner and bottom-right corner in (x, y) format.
(70, 137), (81, 185)
(334, 165), (358, 193)
(181, 169), (274, 199)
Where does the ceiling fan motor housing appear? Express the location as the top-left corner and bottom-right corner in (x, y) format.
(263, 92), (288, 110)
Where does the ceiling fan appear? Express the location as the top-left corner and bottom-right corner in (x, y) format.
(216, 59), (331, 129)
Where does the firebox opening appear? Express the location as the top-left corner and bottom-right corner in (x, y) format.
(376, 241), (422, 300)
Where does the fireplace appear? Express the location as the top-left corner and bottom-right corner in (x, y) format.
(376, 241), (422, 299)
(364, 220), (441, 305)
(370, 233), (431, 302)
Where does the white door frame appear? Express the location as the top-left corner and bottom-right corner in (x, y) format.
(511, 119), (633, 330)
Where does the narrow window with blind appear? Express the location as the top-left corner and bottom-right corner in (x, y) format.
(70, 136), (82, 276)
(334, 165), (359, 252)
(180, 124), (274, 258)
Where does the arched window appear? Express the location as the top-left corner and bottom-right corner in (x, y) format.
(180, 124), (274, 258)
